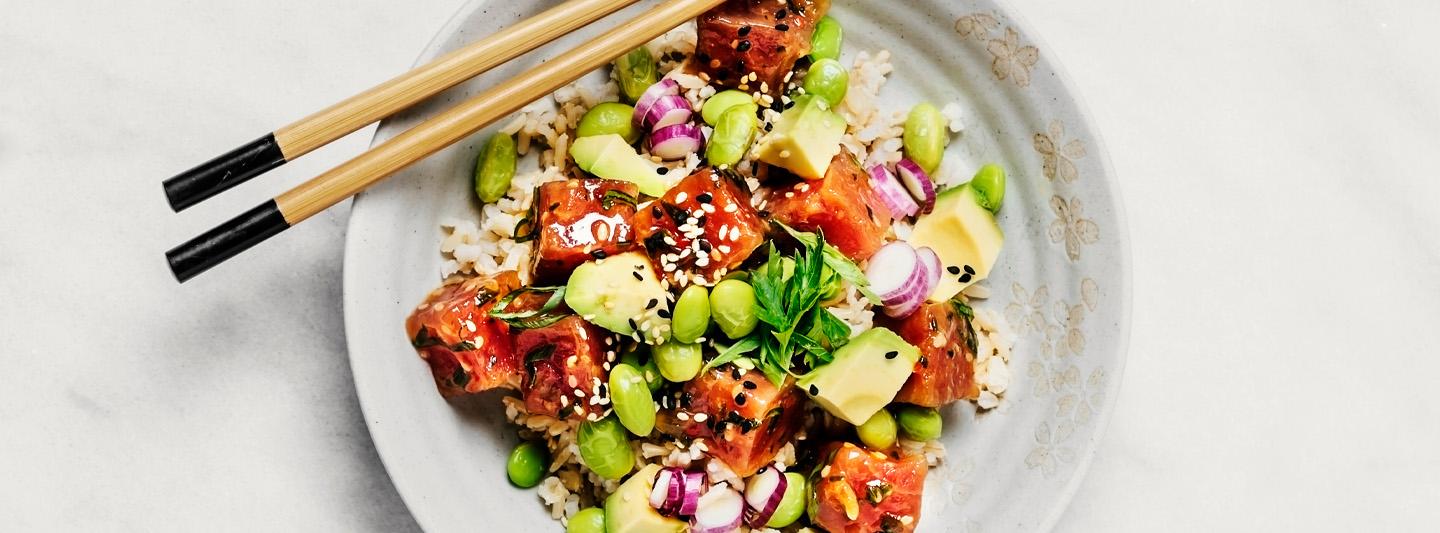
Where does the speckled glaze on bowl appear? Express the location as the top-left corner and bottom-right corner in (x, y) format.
(343, 1), (1130, 531)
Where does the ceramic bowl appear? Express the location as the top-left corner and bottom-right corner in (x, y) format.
(344, 0), (1130, 530)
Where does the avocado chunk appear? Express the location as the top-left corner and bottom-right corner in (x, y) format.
(755, 97), (846, 179)
(570, 134), (669, 197)
(604, 464), (687, 533)
(798, 328), (919, 425)
(908, 184), (1004, 300)
(564, 251), (670, 343)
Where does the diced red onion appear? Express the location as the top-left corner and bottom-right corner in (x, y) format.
(867, 241), (931, 318)
(679, 471), (706, 516)
(690, 485), (745, 533)
(917, 246), (942, 292)
(644, 94), (694, 131)
(650, 468), (675, 511)
(743, 466), (788, 527)
(896, 159), (937, 214)
(633, 78), (680, 128)
(650, 123), (706, 161)
(867, 164), (918, 219)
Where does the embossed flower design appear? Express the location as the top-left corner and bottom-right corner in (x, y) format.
(1004, 283), (1050, 334)
(1025, 420), (1076, 477)
(986, 27), (1039, 87)
(1056, 368), (1107, 426)
(1048, 196), (1100, 261)
(1034, 120), (1087, 183)
(954, 12), (999, 41)
(1054, 300), (1087, 356)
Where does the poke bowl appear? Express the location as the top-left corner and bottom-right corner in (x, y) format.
(343, 0), (1130, 531)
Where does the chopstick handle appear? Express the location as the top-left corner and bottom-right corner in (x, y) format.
(161, 0), (641, 213)
(162, 134), (288, 211)
(165, 200), (290, 283)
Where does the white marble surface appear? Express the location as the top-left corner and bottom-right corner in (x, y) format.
(2, 0), (1437, 531)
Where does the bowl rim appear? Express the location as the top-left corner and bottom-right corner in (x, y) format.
(342, 0), (1132, 531)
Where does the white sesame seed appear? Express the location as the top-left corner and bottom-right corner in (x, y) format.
(675, 192), (688, 203)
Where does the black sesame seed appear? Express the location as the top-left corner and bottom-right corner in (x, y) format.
(776, 23), (789, 32)
(775, 8), (788, 19)
(964, 265), (976, 275)
(698, 240), (712, 253)
(646, 298), (658, 310)
(731, 368), (743, 380)
(657, 309), (672, 319)
(947, 266), (961, 275)
(742, 381), (757, 390)
(696, 193), (713, 204)
(627, 318), (638, 330)
(919, 356), (930, 368)
(549, 202), (560, 211)
(652, 206), (663, 218)
(632, 271), (644, 281)
(764, 123), (774, 132)
(599, 384), (608, 396)
(959, 273), (973, 283)
(734, 393), (747, 405)
(758, 210), (772, 218)
(657, 166), (671, 175)
(737, 40), (752, 52)
(681, 391), (694, 407)
(775, 45), (786, 53)
(885, 351), (898, 360)
(783, 100), (796, 110)
(808, 384), (819, 395)
(591, 249), (608, 259)
(738, 25), (752, 37)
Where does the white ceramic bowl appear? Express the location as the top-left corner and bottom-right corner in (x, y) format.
(344, 1), (1130, 531)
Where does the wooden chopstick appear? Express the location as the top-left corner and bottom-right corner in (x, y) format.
(166, 0), (726, 283)
(161, 0), (642, 212)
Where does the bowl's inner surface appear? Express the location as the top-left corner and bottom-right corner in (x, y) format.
(344, 1), (1127, 531)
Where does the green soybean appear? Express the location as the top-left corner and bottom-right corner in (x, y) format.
(802, 58), (849, 108)
(609, 364), (656, 436)
(809, 16), (843, 62)
(705, 105), (759, 167)
(970, 164), (1007, 214)
(896, 405), (943, 441)
(653, 341), (703, 382)
(474, 133), (517, 204)
(567, 508), (606, 533)
(506, 441), (549, 488)
(620, 347), (663, 393)
(577, 102), (640, 144)
(709, 279), (759, 339)
(856, 409), (898, 451)
(903, 103), (948, 174)
(671, 285), (712, 344)
(701, 90), (758, 126)
(614, 47), (657, 104)
(767, 472), (808, 528)
(578, 416), (634, 480)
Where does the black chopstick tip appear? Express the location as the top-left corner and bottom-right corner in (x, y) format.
(166, 200), (291, 283)
(164, 133), (288, 212)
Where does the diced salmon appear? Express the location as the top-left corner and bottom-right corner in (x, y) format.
(656, 365), (803, 477)
(531, 178), (640, 284)
(879, 300), (980, 406)
(695, 0), (830, 94)
(404, 272), (524, 397)
(514, 316), (611, 419)
(811, 442), (928, 533)
(767, 148), (894, 261)
(633, 168), (766, 285)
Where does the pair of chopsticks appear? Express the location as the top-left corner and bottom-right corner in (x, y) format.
(164, 0), (725, 283)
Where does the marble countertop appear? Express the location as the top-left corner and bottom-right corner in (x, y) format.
(2, 0), (1437, 530)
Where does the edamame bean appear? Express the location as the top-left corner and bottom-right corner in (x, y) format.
(701, 90), (758, 126)
(609, 364), (656, 436)
(767, 472), (808, 528)
(969, 164), (1007, 214)
(802, 58), (849, 108)
(895, 405), (943, 441)
(809, 16), (843, 62)
(577, 102), (640, 144)
(614, 47), (657, 104)
(653, 341), (703, 382)
(620, 347), (664, 393)
(474, 133), (517, 203)
(856, 409), (898, 450)
(705, 105), (759, 167)
(567, 508), (606, 533)
(671, 285), (712, 344)
(506, 441), (549, 488)
(709, 279), (759, 339)
(903, 103), (948, 174)
(578, 416), (634, 480)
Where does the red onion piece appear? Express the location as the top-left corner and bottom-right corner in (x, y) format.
(650, 123), (706, 161)
(690, 485), (744, 533)
(866, 241), (930, 318)
(644, 94), (694, 130)
(678, 471), (706, 516)
(743, 466), (788, 527)
(650, 468), (674, 511)
(633, 78), (680, 128)
(896, 158), (937, 214)
(917, 246), (942, 291)
(867, 164), (918, 218)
